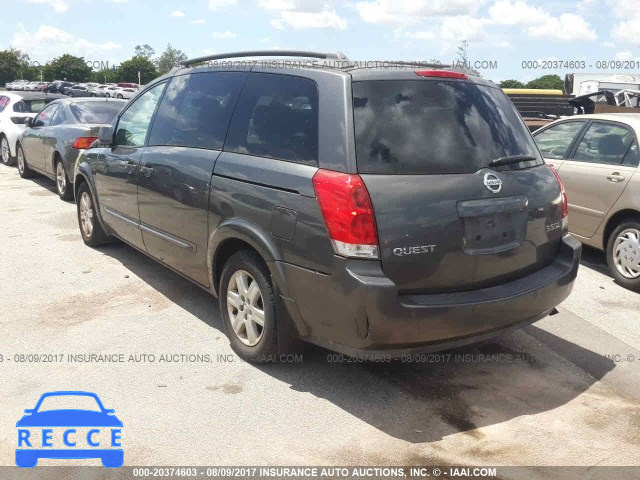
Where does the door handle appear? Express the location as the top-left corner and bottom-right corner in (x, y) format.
(140, 165), (154, 177)
(606, 172), (625, 182)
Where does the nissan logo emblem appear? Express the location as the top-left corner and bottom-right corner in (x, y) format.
(484, 173), (502, 193)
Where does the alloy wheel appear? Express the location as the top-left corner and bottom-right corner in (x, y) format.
(17, 148), (25, 174)
(1, 137), (9, 164)
(79, 191), (94, 238)
(613, 228), (640, 279)
(226, 270), (265, 347)
(56, 162), (66, 195)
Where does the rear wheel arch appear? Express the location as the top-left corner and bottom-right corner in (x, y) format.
(603, 209), (640, 250)
(208, 221), (284, 298)
(52, 151), (62, 172)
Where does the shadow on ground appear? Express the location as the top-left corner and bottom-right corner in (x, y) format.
(100, 241), (616, 444)
(579, 244), (610, 277)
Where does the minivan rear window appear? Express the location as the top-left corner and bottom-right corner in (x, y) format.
(352, 80), (541, 175)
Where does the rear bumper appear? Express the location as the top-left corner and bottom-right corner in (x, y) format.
(278, 234), (581, 357)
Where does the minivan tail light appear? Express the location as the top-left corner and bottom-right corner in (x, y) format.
(548, 164), (569, 221)
(73, 137), (99, 149)
(415, 70), (468, 80)
(312, 169), (379, 259)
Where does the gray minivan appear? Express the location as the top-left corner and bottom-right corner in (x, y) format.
(71, 51), (581, 362)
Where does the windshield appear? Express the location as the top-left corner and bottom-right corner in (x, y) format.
(352, 80), (542, 175)
(37, 395), (102, 412)
(70, 101), (124, 124)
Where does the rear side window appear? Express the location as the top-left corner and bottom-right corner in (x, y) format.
(14, 99), (48, 113)
(352, 80), (541, 174)
(534, 121), (586, 160)
(148, 72), (246, 150)
(572, 122), (636, 165)
(225, 73), (318, 165)
(70, 101), (124, 124)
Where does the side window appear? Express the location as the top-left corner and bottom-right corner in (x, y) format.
(623, 140), (639, 167)
(50, 105), (68, 126)
(148, 72), (246, 150)
(33, 103), (59, 128)
(534, 121), (585, 160)
(114, 82), (166, 147)
(572, 122), (635, 165)
(225, 73), (319, 165)
(0, 96), (9, 113)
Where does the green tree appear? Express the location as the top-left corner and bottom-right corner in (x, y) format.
(43, 54), (92, 82)
(499, 79), (526, 88)
(456, 40), (469, 66)
(90, 68), (120, 84)
(134, 44), (155, 60)
(156, 43), (187, 75)
(118, 56), (158, 84)
(526, 74), (564, 90)
(0, 49), (33, 84)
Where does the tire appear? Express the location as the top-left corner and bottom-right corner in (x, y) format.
(1, 134), (14, 166)
(117, 94), (123, 99)
(219, 250), (283, 363)
(68, 92), (74, 97)
(76, 182), (111, 247)
(606, 219), (640, 291)
(16, 144), (34, 178)
(55, 158), (73, 200)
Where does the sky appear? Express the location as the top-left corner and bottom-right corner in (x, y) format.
(0, 0), (638, 83)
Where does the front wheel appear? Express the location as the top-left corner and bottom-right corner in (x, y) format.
(607, 220), (640, 291)
(1, 135), (13, 166)
(76, 182), (111, 246)
(116, 94), (123, 99)
(219, 250), (283, 363)
(55, 159), (73, 200)
(16, 144), (34, 178)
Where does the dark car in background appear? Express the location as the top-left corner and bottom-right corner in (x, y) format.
(16, 98), (125, 199)
(72, 51), (581, 363)
(45, 81), (75, 94)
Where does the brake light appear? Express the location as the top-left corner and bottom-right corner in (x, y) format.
(73, 137), (99, 149)
(10, 117), (29, 125)
(415, 70), (468, 79)
(548, 164), (569, 219)
(312, 169), (379, 259)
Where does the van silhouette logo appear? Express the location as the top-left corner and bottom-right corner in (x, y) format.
(15, 391), (123, 468)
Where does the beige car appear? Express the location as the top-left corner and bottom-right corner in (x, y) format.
(533, 113), (640, 290)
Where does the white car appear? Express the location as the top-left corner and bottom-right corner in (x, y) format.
(0, 92), (64, 166)
(102, 85), (120, 98)
(113, 87), (137, 99)
(8, 80), (29, 91)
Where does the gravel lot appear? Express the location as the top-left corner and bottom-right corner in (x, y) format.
(0, 164), (639, 475)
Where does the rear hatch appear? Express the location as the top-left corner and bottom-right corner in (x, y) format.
(351, 74), (566, 293)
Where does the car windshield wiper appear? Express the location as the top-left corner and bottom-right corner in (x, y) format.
(489, 155), (538, 168)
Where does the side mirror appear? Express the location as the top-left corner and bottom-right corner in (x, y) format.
(104, 408), (115, 414)
(24, 409), (34, 414)
(98, 126), (114, 146)
(25, 118), (33, 128)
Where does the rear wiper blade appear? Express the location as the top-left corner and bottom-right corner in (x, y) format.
(489, 155), (538, 168)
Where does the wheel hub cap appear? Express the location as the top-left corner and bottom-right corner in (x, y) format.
(613, 228), (640, 279)
(226, 270), (265, 347)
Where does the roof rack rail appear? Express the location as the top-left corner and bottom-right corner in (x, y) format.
(182, 50), (349, 68)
